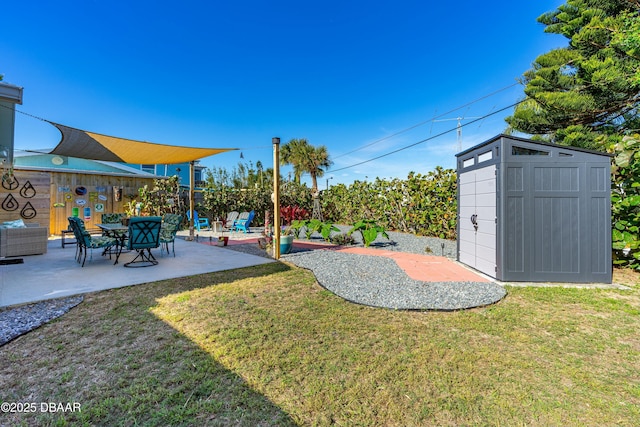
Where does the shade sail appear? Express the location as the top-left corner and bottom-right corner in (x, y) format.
(48, 122), (235, 164)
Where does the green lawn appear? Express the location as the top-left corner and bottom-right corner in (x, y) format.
(1, 262), (639, 426)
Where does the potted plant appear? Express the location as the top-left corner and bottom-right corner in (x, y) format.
(217, 231), (229, 246)
(122, 200), (140, 225)
(279, 226), (295, 254)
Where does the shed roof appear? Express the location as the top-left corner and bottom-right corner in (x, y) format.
(456, 134), (614, 158)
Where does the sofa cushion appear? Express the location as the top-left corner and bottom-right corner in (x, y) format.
(3, 219), (26, 228)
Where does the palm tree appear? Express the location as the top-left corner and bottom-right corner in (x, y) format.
(280, 138), (332, 193)
(280, 138), (308, 183)
(305, 145), (332, 194)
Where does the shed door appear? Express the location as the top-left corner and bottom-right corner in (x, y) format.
(458, 165), (497, 277)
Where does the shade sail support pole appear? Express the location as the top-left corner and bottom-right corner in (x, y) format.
(272, 137), (281, 259)
(187, 160), (195, 241)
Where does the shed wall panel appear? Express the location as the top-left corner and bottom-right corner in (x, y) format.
(534, 196), (580, 273)
(506, 167), (523, 191)
(534, 167), (579, 192)
(590, 196), (610, 274)
(589, 167), (608, 192)
(504, 195), (525, 274)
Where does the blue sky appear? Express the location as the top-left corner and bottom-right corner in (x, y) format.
(2, 1), (565, 186)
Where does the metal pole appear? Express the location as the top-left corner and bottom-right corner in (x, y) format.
(272, 137), (281, 259)
(187, 160), (195, 241)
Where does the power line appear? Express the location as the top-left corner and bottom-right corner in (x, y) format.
(328, 101), (523, 173)
(331, 82), (519, 160)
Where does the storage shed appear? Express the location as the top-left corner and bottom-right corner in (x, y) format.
(456, 134), (612, 283)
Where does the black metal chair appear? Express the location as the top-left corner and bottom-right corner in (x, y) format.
(124, 216), (162, 267)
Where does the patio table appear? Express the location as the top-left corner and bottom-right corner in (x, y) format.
(96, 223), (129, 264)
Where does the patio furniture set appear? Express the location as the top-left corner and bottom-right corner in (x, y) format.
(66, 213), (182, 267)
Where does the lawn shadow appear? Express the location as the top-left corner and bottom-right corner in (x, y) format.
(0, 262), (298, 426)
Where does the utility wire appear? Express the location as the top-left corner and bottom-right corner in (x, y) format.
(331, 82), (520, 160)
(328, 68), (640, 174)
(328, 101), (523, 173)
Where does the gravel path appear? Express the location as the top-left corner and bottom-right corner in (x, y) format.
(283, 250), (505, 310)
(0, 296), (83, 346)
(0, 230), (505, 347)
(227, 228), (507, 310)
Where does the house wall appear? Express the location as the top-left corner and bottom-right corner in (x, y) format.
(0, 169), (157, 236)
(0, 170), (51, 232)
(48, 171), (156, 235)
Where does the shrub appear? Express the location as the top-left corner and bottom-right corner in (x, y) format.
(330, 232), (356, 246)
(322, 167), (457, 239)
(348, 219), (390, 247)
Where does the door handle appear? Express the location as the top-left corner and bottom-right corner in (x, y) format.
(470, 214), (478, 231)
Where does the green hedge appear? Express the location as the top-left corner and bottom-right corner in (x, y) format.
(199, 180), (314, 226)
(322, 167), (457, 239)
(193, 167), (458, 240)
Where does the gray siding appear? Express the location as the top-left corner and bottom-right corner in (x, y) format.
(457, 135), (612, 283)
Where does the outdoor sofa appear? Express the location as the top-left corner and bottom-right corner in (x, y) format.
(0, 221), (48, 257)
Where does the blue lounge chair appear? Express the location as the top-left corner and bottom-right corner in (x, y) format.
(187, 210), (210, 231)
(233, 210), (255, 233)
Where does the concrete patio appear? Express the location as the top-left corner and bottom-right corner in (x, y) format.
(0, 234), (274, 308)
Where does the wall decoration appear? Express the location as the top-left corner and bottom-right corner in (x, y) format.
(96, 186), (107, 192)
(76, 199), (86, 206)
(2, 174), (19, 191)
(51, 156), (64, 165)
(65, 193), (72, 201)
(0, 171), (50, 228)
(89, 192), (98, 202)
(75, 186), (87, 196)
(95, 203), (104, 212)
(53, 202), (65, 208)
(19, 181), (36, 198)
(20, 202), (37, 219)
(59, 186), (70, 192)
(98, 194), (107, 201)
(84, 207), (91, 221)
(113, 186), (123, 202)
(2, 194), (19, 211)
(72, 207), (79, 217)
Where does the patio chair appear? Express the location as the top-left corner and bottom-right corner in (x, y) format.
(232, 210), (255, 233)
(124, 216), (162, 267)
(67, 217), (82, 261)
(100, 213), (125, 224)
(160, 213), (182, 257)
(68, 216), (117, 267)
(187, 210), (210, 231)
(232, 211), (249, 228)
(223, 211), (239, 229)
